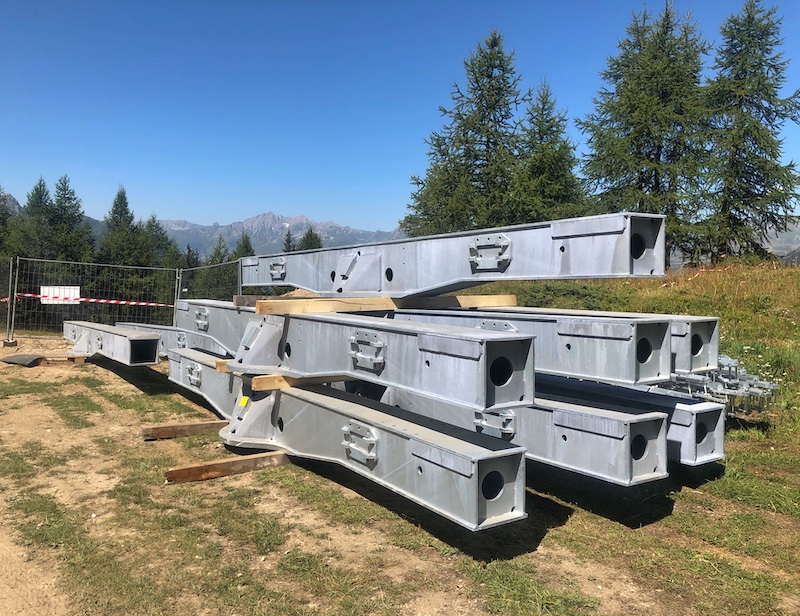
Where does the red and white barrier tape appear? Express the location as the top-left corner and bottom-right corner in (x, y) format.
(0, 297), (8, 303)
(14, 292), (173, 308)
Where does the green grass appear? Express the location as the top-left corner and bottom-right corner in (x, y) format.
(43, 392), (106, 428)
(459, 557), (598, 616)
(4, 263), (800, 615)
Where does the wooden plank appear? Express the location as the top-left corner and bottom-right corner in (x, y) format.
(254, 294), (517, 315)
(256, 297), (399, 315)
(215, 359), (231, 373)
(397, 294), (518, 309)
(250, 374), (353, 391)
(165, 450), (290, 483)
(37, 354), (89, 366)
(142, 420), (229, 440)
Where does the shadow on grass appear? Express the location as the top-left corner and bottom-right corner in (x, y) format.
(289, 457), (574, 561)
(89, 356), (222, 417)
(726, 414), (771, 433)
(527, 460), (675, 529)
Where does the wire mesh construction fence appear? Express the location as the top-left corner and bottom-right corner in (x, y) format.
(177, 260), (240, 301)
(3, 256), (260, 342)
(8, 258), (180, 339)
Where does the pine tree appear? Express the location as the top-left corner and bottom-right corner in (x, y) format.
(0, 184), (11, 254)
(142, 214), (181, 267)
(400, 31), (530, 235)
(511, 81), (586, 222)
(578, 4), (709, 262)
(704, 0), (800, 260)
(183, 244), (201, 269)
(205, 235), (231, 265)
(5, 178), (53, 258)
(282, 229), (296, 252)
(296, 227), (323, 251)
(231, 232), (255, 260)
(52, 175), (94, 261)
(97, 186), (149, 266)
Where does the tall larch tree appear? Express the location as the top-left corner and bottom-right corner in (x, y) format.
(400, 31), (530, 235)
(6, 178), (54, 258)
(704, 0), (800, 261)
(511, 81), (586, 222)
(97, 186), (148, 266)
(0, 184), (11, 254)
(231, 232), (255, 260)
(295, 227), (323, 251)
(52, 175), (94, 261)
(578, 4), (709, 263)
(205, 235), (231, 265)
(143, 214), (181, 267)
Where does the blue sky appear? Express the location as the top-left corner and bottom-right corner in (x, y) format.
(1, 1), (799, 232)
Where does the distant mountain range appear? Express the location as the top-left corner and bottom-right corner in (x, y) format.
(160, 212), (404, 257)
(5, 188), (800, 260)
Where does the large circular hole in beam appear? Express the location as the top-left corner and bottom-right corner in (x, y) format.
(691, 333), (704, 356)
(636, 338), (653, 364)
(631, 434), (647, 461)
(481, 470), (505, 501)
(630, 233), (646, 259)
(696, 422), (709, 444)
(489, 357), (514, 386)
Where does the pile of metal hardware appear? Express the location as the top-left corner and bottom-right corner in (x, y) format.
(62, 212), (733, 531)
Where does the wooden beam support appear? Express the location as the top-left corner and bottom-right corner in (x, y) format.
(142, 420), (229, 440)
(165, 450), (290, 483)
(254, 294), (517, 315)
(250, 374), (353, 391)
(400, 294), (518, 310)
(256, 297), (397, 315)
(215, 359), (231, 373)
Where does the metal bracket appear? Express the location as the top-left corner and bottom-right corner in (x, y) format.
(469, 234), (511, 272)
(186, 362), (202, 387)
(474, 409), (516, 439)
(348, 330), (386, 374)
(341, 420), (378, 468)
(269, 258), (286, 281)
(194, 307), (209, 332)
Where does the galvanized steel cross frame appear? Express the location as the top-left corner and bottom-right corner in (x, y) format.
(59, 212), (733, 531)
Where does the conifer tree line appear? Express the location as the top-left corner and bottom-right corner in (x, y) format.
(0, 178), (255, 268)
(401, 0), (800, 264)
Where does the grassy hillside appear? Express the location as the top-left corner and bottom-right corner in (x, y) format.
(483, 261), (800, 420)
(1, 263), (799, 615)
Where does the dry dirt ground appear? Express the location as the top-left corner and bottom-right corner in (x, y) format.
(0, 337), (761, 615)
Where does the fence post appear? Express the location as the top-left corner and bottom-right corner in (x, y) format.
(174, 268), (182, 327)
(8, 256), (19, 343)
(3, 257), (14, 345)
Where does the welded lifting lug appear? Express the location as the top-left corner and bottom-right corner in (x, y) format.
(348, 330), (386, 374)
(474, 409), (516, 440)
(469, 234), (511, 272)
(194, 307), (209, 332)
(269, 257), (286, 281)
(186, 362), (202, 387)
(341, 420), (378, 469)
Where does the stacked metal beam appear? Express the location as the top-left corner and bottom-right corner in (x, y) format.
(64, 212), (732, 531)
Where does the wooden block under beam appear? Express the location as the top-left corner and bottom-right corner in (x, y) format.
(165, 450), (290, 483)
(142, 420), (229, 440)
(215, 359), (232, 373)
(397, 294), (518, 310)
(255, 294), (517, 315)
(251, 374), (353, 391)
(256, 297), (398, 315)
